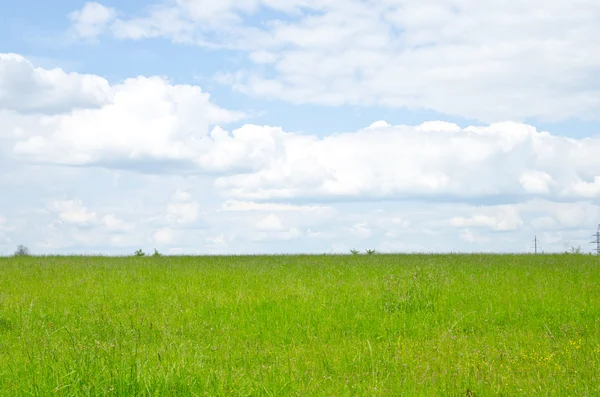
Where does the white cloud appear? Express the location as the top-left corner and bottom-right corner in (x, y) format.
(375, 215), (410, 239)
(367, 120), (391, 129)
(78, 0), (600, 122)
(256, 213), (284, 231)
(111, 6), (197, 43)
(171, 189), (192, 202)
(416, 121), (462, 133)
(209, 198), (337, 245)
(538, 201), (600, 229)
(568, 177), (600, 198)
(5, 51), (600, 255)
(5, 56), (246, 171)
(306, 229), (336, 239)
(460, 229), (491, 244)
(4, 173), (600, 254)
(349, 222), (371, 239)
(205, 234), (227, 246)
(450, 207), (523, 231)
(68, 2), (117, 40)
(167, 201), (200, 223)
(531, 216), (556, 230)
(253, 227), (302, 242)
(102, 214), (134, 232)
(0, 53), (111, 114)
(6, 54), (600, 208)
(248, 50), (278, 64)
(220, 200), (333, 214)
(165, 189), (200, 223)
(153, 227), (173, 244)
(49, 199), (133, 231)
(51, 199), (98, 225)
(214, 121), (600, 202)
(540, 232), (564, 246)
(519, 170), (554, 194)
(212, 207), (306, 243)
(5, 55), (600, 206)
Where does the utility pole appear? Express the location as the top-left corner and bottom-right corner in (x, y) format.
(534, 236), (538, 254)
(591, 225), (600, 255)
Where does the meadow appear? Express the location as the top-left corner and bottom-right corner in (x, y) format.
(0, 254), (599, 396)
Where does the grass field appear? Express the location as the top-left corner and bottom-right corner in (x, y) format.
(0, 254), (599, 396)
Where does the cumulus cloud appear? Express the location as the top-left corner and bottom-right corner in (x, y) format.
(460, 229), (491, 244)
(207, 198), (337, 246)
(568, 177), (600, 198)
(4, 51), (600, 255)
(519, 170), (554, 194)
(51, 199), (98, 225)
(49, 199), (133, 231)
(171, 189), (192, 202)
(218, 210), (304, 243)
(5, 181), (600, 254)
(166, 190), (200, 223)
(3, 55), (247, 171)
(68, 2), (117, 40)
(526, 200), (600, 230)
(220, 200), (334, 214)
(73, 0), (600, 122)
(214, 121), (600, 202)
(0, 53), (110, 114)
(349, 222), (372, 239)
(450, 207), (523, 231)
(256, 213), (284, 231)
(102, 214), (134, 232)
(4, 55), (600, 204)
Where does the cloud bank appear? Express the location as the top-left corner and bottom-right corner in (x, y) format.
(67, 0), (600, 122)
(3, 54), (599, 204)
(2, 53), (600, 255)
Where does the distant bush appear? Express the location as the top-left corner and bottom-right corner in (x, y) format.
(152, 248), (162, 257)
(13, 245), (30, 257)
(134, 249), (145, 257)
(350, 249), (360, 255)
(366, 249), (376, 255)
(566, 246), (583, 255)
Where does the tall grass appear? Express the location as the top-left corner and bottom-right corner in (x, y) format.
(0, 254), (598, 396)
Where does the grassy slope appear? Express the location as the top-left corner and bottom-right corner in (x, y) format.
(0, 254), (599, 396)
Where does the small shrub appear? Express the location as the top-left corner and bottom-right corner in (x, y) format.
(13, 245), (30, 257)
(350, 249), (361, 255)
(134, 249), (145, 257)
(566, 246), (583, 255)
(366, 249), (376, 255)
(152, 248), (162, 257)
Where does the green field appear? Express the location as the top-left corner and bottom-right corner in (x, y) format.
(0, 254), (599, 396)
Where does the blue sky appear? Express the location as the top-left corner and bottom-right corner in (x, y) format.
(1, 0), (600, 255)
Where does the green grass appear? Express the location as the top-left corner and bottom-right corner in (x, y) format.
(0, 254), (599, 396)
